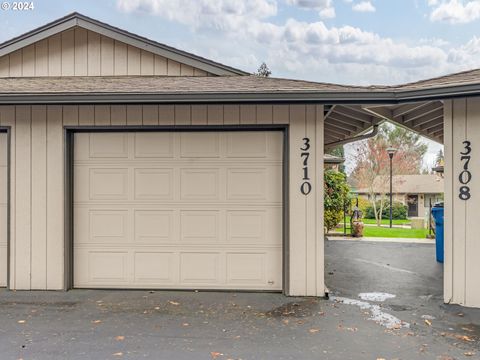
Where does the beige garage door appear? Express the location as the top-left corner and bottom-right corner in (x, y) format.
(73, 131), (283, 290)
(0, 134), (6, 287)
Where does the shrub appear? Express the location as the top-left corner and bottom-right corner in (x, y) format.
(324, 170), (350, 231)
(365, 200), (407, 220)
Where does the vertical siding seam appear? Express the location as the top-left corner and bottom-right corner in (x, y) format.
(100, 36), (103, 76)
(73, 30), (76, 76)
(112, 39), (116, 76)
(13, 106), (16, 288)
(29, 106), (32, 287)
(86, 31), (89, 76)
(33, 45), (36, 77)
(60, 35), (63, 76)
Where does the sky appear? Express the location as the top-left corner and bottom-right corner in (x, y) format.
(2, 0), (477, 169)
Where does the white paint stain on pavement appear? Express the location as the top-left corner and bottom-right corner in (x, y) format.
(331, 296), (410, 329)
(358, 292), (396, 302)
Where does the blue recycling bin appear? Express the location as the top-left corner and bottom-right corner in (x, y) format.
(432, 204), (444, 263)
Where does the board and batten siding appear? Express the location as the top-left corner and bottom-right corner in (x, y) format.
(0, 28), (210, 77)
(0, 104), (325, 297)
(444, 97), (480, 308)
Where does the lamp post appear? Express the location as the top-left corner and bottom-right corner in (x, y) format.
(386, 147), (397, 228)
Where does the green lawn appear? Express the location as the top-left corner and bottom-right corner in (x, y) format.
(334, 226), (429, 239)
(341, 216), (411, 225)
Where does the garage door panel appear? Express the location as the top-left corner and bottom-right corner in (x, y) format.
(134, 168), (174, 200)
(89, 133), (129, 159)
(134, 132), (174, 158)
(134, 252), (175, 283)
(226, 209), (281, 245)
(89, 168), (129, 200)
(180, 210), (219, 243)
(180, 132), (220, 158)
(134, 210), (173, 243)
(226, 253), (266, 285)
(74, 131), (283, 290)
(180, 252), (220, 284)
(180, 169), (220, 200)
(90, 210), (129, 243)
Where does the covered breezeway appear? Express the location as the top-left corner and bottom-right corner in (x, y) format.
(322, 70), (480, 307)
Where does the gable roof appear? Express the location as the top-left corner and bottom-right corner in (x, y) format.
(0, 12), (248, 76)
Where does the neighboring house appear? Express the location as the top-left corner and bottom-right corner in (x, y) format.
(353, 174), (444, 218)
(323, 154), (345, 171)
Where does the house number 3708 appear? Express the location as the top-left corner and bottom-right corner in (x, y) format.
(459, 140), (472, 200)
(300, 137), (312, 195)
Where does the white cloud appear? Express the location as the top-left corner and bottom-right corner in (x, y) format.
(117, 0), (278, 30)
(352, 1), (376, 12)
(116, 0), (480, 85)
(428, 0), (480, 24)
(286, 0), (336, 18)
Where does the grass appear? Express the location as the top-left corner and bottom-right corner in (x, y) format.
(341, 216), (411, 225)
(334, 226), (429, 239)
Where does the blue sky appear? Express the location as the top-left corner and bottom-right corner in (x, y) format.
(2, 0), (478, 166)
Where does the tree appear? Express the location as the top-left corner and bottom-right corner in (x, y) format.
(327, 145), (345, 173)
(324, 169), (350, 232)
(349, 124), (427, 226)
(254, 62), (271, 77)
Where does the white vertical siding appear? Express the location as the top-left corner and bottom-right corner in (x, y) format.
(0, 28), (213, 77)
(1, 104), (325, 297)
(444, 97), (480, 307)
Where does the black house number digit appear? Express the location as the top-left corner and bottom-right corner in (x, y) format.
(459, 140), (472, 200)
(300, 138), (312, 195)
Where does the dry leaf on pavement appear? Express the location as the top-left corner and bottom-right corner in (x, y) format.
(210, 352), (223, 359)
(115, 336), (125, 341)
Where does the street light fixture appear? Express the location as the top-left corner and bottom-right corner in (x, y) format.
(386, 147), (397, 228)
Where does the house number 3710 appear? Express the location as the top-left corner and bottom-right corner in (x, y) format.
(459, 140), (472, 200)
(300, 137), (312, 195)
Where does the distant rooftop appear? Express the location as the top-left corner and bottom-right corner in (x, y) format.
(354, 174), (444, 194)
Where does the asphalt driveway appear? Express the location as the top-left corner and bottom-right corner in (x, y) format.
(0, 240), (478, 360)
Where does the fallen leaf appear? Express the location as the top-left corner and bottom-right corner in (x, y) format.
(17, 320), (26, 324)
(424, 319), (432, 326)
(115, 336), (125, 341)
(92, 320), (102, 324)
(309, 328), (320, 333)
(112, 352), (123, 357)
(154, 306), (160, 310)
(168, 301), (180, 306)
(456, 335), (474, 342)
(464, 352), (476, 357)
(210, 352), (223, 359)
(462, 327), (474, 333)
(182, 323), (190, 327)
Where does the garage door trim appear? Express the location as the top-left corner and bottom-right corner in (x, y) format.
(64, 124), (289, 292)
